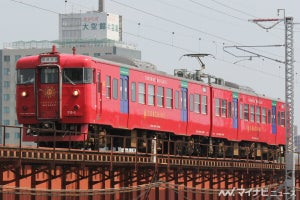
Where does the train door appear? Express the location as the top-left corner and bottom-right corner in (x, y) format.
(233, 97), (238, 129)
(37, 66), (61, 120)
(120, 75), (128, 113)
(181, 88), (188, 122)
(272, 102), (277, 134)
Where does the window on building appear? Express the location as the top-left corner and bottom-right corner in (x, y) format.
(15, 132), (20, 139)
(62, 30), (81, 40)
(4, 68), (10, 76)
(202, 95), (207, 114)
(112, 78), (118, 99)
(5, 133), (10, 139)
(62, 18), (81, 27)
(3, 81), (10, 88)
(131, 82), (136, 102)
(194, 94), (200, 113)
(4, 55), (10, 62)
(138, 83), (145, 104)
(15, 55), (21, 62)
(106, 76), (111, 98)
(94, 53), (101, 57)
(4, 94), (10, 101)
(166, 88), (173, 108)
(4, 107), (10, 113)
(157, 86), (164, 107)
(256, 107), (261, 123)
(190, 94), (194, 112)
(148, 84), (155, 106)
(3, 120), (9, 125)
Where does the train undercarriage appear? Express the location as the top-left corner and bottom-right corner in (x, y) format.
(26, 123), (285, 162)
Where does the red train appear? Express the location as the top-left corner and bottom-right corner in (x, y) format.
(16, 46), (286, 159)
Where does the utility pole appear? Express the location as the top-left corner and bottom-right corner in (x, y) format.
(250, 10), (295, 200)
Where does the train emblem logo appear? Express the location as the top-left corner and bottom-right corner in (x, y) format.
(43, 87), (56, 99)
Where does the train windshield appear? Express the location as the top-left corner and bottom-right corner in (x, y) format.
(17, 69), (35, 84)
(63, 68), (93, 84)
(40, 68), (59, 84)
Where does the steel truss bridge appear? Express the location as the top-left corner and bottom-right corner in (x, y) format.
(0, 125), (300, 199)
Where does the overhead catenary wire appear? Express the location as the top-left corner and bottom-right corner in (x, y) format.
(8, 0), (298, 83)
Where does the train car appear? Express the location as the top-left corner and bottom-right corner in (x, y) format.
(16, 46), (285, 159)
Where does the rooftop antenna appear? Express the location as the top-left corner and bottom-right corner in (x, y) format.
(98, 0), (104, 12)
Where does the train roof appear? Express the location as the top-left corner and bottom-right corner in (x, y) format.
(93, 55), (284, 103)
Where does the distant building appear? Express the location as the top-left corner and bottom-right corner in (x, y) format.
(59, 12), (122, 42)
(0, 1), (141, 146)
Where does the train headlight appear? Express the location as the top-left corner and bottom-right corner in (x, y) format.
(72, 89), (80, 96)
(21, 91), (27, 97)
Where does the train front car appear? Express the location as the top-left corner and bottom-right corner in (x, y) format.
(16, 47), (95, 147)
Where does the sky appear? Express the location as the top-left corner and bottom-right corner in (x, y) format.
(1, 0), (300, 130)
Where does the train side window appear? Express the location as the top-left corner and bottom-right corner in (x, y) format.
(106, 76), (111, 98)
(256, 106), (261, 123)
(262, 108), (266, 124)
(190, 94), (194, 112)
(228, 102), (232, 118)
(267, 109), (271, 124)
(175, 91), (179, 109)
(63, 68), (93, 84)
(280, 112), (285, 126)
(131, 82), (136, 102)
(202, 95), (207, 114)
(83, 68), (93, 83)
(157, 86), (164, 107)
(215, 99), (220, 116)
(148, 84), (155, 106)
(277, 112), (281, 125)
(221, 99), (227, 117)
(240, 104), (243, 120)
(194, 94), (200, 113)
(244, 104), (249, 121)
(112, 78), (118, 100)
(97, 73), (101, 93)
(166, 88), (173, 108)
(138, 83), (146, 104)
(250, 105), (255, 122)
